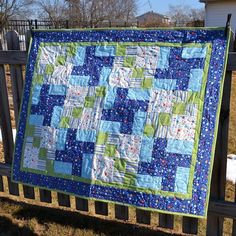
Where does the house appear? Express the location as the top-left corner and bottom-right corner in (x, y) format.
(136, 11), (170, 27)
(200, 0), (236, 32)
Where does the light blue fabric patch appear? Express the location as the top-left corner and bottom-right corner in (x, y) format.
(104, 87), (117, 109)
(56, 128), (67, 150)
(49, 85), (67, 95)
(51, 106), (63, 128)
(32, 85), (42, 105)
(99, 67), (112, 85)
(38, 63), (46, 74)
(140, 136), (154, 162)
(76, 130), (97, 142)
(81, 154), (93, 179)
(157, 47), (170, 69)
(136, 174), (162, 190)
(100, 120), (120, 134)
(182, 47), (207, 58)
(29, 114), (44, 126)
(127, 88), (150, 101)
(166, 139), (194, 155)
(69, 75), (90, 86)
(154, 79), (176, 90)
(188, 69), (204, 92)
(54, 161), (72, 175)
(174, 167), (190, 194)
(132, 111), (147, 135)
(74, 46), (86, 66)
(95, 46), (116, 57)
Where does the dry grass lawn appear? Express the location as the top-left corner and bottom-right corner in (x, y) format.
(229, 72), (236, 154)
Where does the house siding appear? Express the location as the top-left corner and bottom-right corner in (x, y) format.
(205, 2), (236, 32)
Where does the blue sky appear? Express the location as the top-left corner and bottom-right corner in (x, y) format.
(137, 0), (205, 15)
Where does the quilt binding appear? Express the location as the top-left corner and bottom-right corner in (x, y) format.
(11, 27), (231, 219)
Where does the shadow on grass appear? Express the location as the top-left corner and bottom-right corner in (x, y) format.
(0, 196), (171, 236)
(0, 215), (37, 236)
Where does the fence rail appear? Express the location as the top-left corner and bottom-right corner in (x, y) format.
(0, 29), (235, 236)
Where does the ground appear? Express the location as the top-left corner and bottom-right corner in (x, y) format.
(0, 70), (235, 235)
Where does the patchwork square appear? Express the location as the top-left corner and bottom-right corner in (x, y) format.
(12, 28), (229, 218)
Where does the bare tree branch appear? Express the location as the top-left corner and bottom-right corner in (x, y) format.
(0, 0), (34, 30)
(168, 4), (204, 26)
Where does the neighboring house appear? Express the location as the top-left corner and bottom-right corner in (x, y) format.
(200, 0), (236, 32)
(136, 11), (170, 26)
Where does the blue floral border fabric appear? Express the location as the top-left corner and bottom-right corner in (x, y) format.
(12, 28), (229, 218)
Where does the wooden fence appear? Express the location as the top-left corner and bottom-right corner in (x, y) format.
(0, 30), (236, 236)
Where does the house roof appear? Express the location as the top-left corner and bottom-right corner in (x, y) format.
(136, 11), (169, 20)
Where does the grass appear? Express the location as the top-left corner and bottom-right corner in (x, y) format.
(0, 193), (173, 236)
(0, 73), (236, 235)
(228, 72), (236, 154)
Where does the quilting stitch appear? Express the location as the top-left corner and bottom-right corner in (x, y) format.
(12, 29), (229, 218)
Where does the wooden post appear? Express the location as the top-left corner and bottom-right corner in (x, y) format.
(0, 35), (19, 196)
(6, 30), (35, 199)
(0, 64), (19, 195)
(206, 33), (234, 235)
(6, 31), (23, 127)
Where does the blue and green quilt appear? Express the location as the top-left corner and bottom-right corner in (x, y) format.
(12, 28), (230, 218)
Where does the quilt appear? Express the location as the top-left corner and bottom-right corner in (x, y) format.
(12, 28), (230, 218)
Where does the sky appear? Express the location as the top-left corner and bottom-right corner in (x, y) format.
(137, 0), (205, 15)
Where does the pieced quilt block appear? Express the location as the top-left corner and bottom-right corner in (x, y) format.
(12, 28), (229, 218)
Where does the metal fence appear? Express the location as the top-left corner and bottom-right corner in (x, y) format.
(0, 19), (204, 50)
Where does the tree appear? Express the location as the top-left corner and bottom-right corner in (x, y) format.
(67, 0), (137, 27)
(35, 0), (137, 27)
(168, 4), (204, 26)
(0, 0), (33, 29)
(35, 0), (69, 24)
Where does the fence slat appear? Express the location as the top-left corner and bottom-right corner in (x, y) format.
(0, 66), (13, 166)
(0, 163), (11, 176)
(206, 70), (232, 235)
(182, 217), (198, 234)
(25, 30), (31, 52)
(95, 201), (108, 216)
(57, 193), (70, 207)
(115, 204), (129, 220)
(75, 197), (88, 212)
(136, 209), (150, 225)
(0, 176), (3, 192)
(0, 64), (19, 196)
(6, 30), (34, 199)
(159, 214), (174, 229)
(6, 31), (23, 127)
(39, 189), (52, 203)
